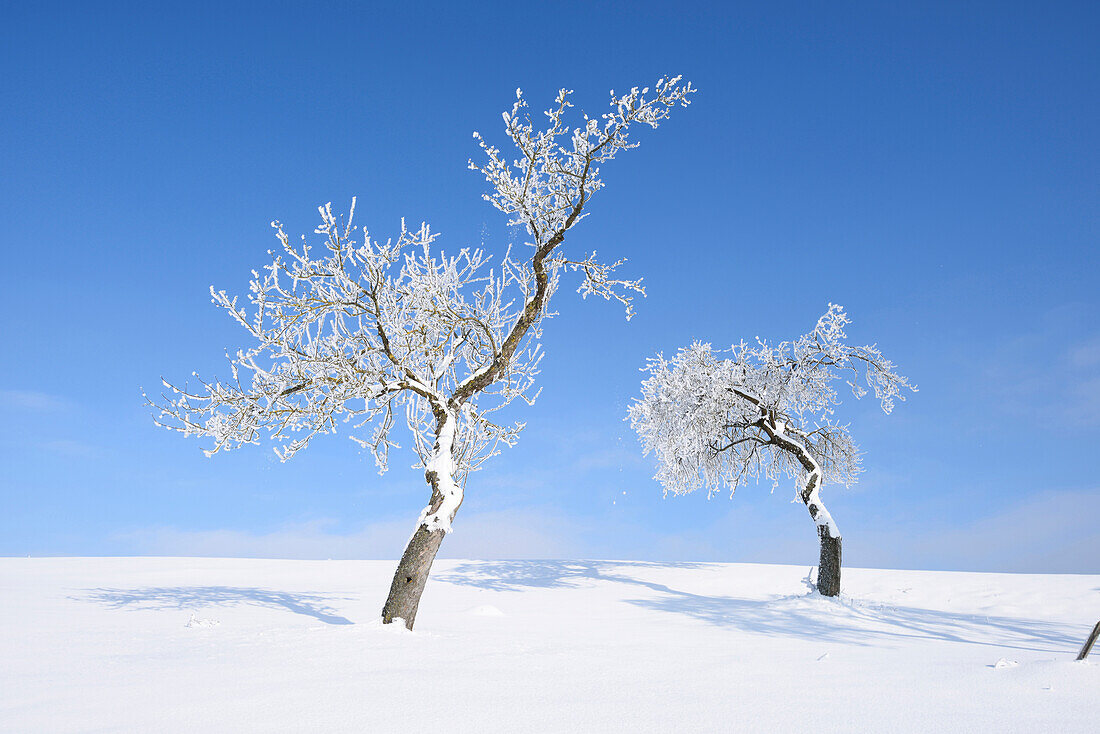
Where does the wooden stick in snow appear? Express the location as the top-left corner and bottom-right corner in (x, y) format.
(1076, 620), (1100, 661)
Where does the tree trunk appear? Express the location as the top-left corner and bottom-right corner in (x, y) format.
(758, 419), (843, 597)
(815, 523), (842, 597)
(380, 472), (457, 629)
(381, 413), (461, 630)
(800, 469), (842, 597)
(381, 519), (448, 630)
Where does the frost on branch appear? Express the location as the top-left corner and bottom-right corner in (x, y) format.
(470, 77), (693, 320)
(146, 77), (695, 507)
(628, 305), (916, 507)
(146, 203), (536, 478)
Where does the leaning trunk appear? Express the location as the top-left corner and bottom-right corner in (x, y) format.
(381, 519), (448, 629)
(802, 473), (842, 597)
(761, 419), (844, 597)
(381, 414), (462, 630)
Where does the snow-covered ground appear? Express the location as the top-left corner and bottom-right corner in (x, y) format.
(1, 557), (1095, 732)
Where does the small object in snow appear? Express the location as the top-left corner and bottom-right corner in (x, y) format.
(185, 614), (220, 628)
(816, 652), (830, 662)
(1076, 620), (1100, 660)
(467, 605), (505, 617)
(992, 658), (1018, 669)
(1042, 684), (1053, 691)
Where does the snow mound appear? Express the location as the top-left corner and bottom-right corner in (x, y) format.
(466, 604), (505, 617)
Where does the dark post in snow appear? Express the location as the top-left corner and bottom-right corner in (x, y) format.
(147, 78), (695, 629)
(629, 306), (914, 597)
(1077, 621), (1100, 661)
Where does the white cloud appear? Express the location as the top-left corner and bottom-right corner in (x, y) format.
(1066, 376), (1100, 427)
(569, 445), (647, 473)
(985, 331), (1100, 428)
(854, 488), (1100, 574)
(118, 507), (591, 561)
(588, 487), (1100, 574)
(0, 390), (70, 411)
(40, 439), (101, 458)
(118, 518), (411, 560)
(1069, 336), (1100, 368)
(114, 490), (1099, 574)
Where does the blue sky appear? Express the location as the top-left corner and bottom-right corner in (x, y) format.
(2, 1), (1097, 572)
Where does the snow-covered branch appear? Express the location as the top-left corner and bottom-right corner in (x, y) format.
(146, 201), (540, 481)
(628, 305), (916, 501)
(468, 76), (694, 322)
(148, 77), (695, 502)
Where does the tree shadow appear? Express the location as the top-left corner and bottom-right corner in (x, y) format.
(75, 586), (355, 625)
(436, 559), (706, 591)
(438, 560), (1080, 653)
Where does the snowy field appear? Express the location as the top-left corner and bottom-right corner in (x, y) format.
(1, 557), (1096, 733)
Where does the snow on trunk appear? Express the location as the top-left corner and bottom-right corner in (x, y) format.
(382, 412), (462, 629)
(768, 420), (843, 597)
(630, 309), (913, 601)
(418, 415), (461, 534)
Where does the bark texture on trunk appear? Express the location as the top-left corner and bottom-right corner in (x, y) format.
(381, 470), (457, 629)
(381, 522), (447, 630)
(381, 414), (461, 630)
(816, 523), (842, 597)
(802, 476), (842, 597)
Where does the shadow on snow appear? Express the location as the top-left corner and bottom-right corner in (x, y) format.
(74, 586), (354, 625)
(437, 560), (1079, 653)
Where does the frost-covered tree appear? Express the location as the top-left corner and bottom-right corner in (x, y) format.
(628, 305), (914, 596)
(146, 77), (695, 628)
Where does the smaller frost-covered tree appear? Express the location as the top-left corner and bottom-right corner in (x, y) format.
(147, 77), (695, 629)
(628, 305), (914, 596)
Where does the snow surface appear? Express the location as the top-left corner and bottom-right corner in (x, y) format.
(1, 557), (1096, 732)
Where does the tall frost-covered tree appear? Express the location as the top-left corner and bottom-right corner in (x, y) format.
(147, 77), (695, 628)
(628, 306), (914, 596)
